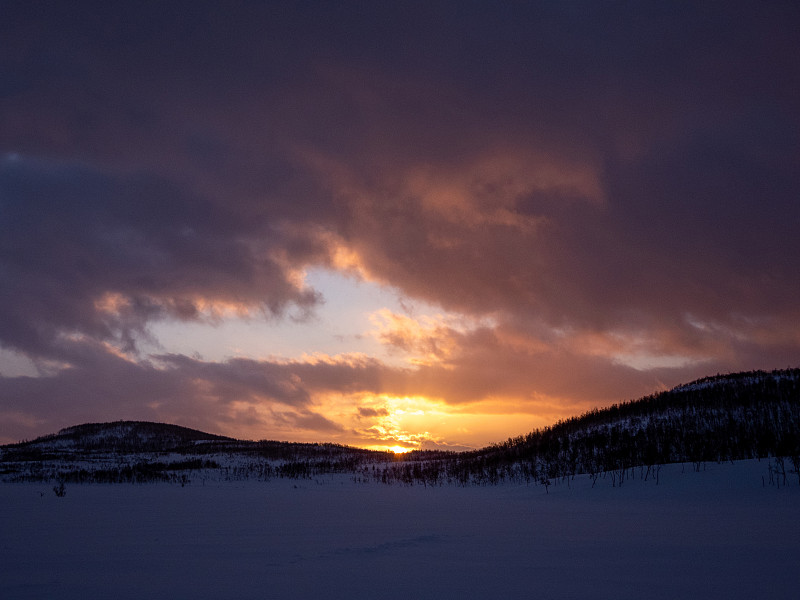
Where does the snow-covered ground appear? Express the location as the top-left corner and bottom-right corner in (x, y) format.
(1, 460), (797, 599)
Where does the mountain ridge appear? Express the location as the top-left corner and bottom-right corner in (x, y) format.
(2, 367), (798, 487)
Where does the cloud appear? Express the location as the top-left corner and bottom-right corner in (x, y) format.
(0, 342), (382, 443)
(1, 3), (799, 445)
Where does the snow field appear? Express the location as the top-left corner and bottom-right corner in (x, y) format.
(1, 460), (798, 599)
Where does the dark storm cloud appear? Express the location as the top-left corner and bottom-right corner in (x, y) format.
(301, 1), (800, 360)
(1, 2), (799, 443)
(0, 156), (321, 360)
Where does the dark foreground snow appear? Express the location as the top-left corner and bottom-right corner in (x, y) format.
(1, 460), (798, 599)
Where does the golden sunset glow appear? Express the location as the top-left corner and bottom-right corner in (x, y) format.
(2, 2), (798, 452)
(333, 392), (553, 452)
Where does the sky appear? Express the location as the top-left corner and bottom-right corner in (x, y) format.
(1, 1), (799, 450)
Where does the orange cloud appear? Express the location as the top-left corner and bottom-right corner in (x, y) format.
(405, 150), (604, 231)
(368, 309), (466, 367)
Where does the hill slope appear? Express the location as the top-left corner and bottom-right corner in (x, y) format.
(379, 368), (800, 486)
(491, 367), (800, 470)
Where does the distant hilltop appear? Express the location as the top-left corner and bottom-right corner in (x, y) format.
(43, 420), (235, 452)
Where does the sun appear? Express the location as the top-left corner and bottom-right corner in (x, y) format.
(389, 445), (412, 454)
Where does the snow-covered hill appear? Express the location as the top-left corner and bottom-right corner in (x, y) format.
(467, 367), (800, 484)
(15, 420), (234, 452)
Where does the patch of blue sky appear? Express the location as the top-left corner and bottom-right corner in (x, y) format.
(144, 268), (437, 366)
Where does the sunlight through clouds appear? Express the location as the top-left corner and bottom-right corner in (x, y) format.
(2, 3), (799, 446)
(369, 310), (465, 367)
